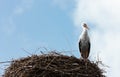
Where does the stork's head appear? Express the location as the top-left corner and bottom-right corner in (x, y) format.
(82, 23), (89, 30)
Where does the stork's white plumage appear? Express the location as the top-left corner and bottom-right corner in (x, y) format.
(79, 23), (90, 61)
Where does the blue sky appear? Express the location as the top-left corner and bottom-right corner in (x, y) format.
(0, 0), (76, 58)
(1, 0), (120, 77)
(0, 0), (79, 75)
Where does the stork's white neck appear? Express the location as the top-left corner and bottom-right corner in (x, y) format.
(79, 28), (89, 40)
(82, 28), (88, 35)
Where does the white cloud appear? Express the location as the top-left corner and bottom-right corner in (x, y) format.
(73, 0), (120, 77)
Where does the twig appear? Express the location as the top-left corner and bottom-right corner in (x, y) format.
(22, 48), (32, 55)
(0, 61), (13, 64)
(40, 56), (57, 76)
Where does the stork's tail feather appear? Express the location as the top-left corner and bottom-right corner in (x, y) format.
(81, 51), (89, 59)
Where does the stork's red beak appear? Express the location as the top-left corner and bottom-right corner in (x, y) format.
(85, 26), (89, 30)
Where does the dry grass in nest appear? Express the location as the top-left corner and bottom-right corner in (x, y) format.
(3, 52), (105, 77)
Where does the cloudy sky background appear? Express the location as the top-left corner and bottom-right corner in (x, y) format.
(0, 0), (120, 77)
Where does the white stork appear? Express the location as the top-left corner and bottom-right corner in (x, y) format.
(79, 23), (90, 62)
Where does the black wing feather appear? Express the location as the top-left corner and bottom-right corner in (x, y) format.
(88, 40), (90, 56)
(79, 40), (82, 53)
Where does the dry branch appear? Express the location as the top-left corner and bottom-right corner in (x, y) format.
(3, 52), (105, 77)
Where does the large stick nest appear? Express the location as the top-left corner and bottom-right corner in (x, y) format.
(4, 52), (105, 77)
